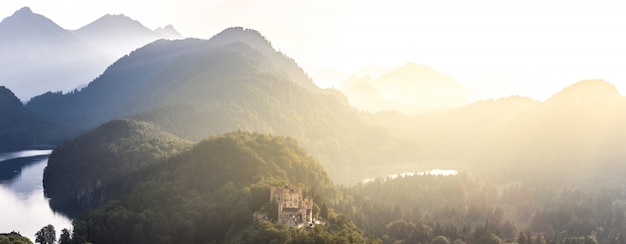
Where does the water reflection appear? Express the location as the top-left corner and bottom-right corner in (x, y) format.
(0, 155), (50, 183)
(0, 150), (52, 162)
(0, 151), (72, 240)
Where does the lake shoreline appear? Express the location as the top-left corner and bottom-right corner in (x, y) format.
(0, 150), (72, 240)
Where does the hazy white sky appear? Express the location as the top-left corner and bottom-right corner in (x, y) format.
(2, 0), (626, 100)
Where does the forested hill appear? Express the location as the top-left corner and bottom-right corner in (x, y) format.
(61, 130), (364, 244)
(26, 27), (411, 182)
(43, 119), (192, 215)
(0, 86), (57, 152)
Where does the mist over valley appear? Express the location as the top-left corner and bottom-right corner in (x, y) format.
(1, 3), (626, 244)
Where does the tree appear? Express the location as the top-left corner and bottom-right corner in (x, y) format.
(518, 231), (527, 244)
(320, 203), (329, 219)
(35, 225), (56, 244)
(432, 235), (451, 244)
(58, 228), (71, 244)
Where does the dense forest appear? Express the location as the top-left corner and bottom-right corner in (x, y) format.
(335, 174), (626, 244)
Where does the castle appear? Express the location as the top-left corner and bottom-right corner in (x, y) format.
(269, 185), (314, 227)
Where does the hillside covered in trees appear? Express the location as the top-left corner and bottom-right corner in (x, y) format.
(0, 86), (61, 152)
(44, 122), (366, 243)
(43, 119), (192, 215)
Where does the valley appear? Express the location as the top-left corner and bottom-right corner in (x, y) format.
(1, 4), (626, 244)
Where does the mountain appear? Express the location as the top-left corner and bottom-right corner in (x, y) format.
(341, 75), (449, 114)
(154, 24), (182, 39)
(0, 86), (57, 152)
(49, 130), (361, 243)
(205, 27), (318, 92)
(339, 62), (469, 114)
(376, 62), (461, 90)
(73, 14), (182, 59)
(26, 27), (412, 183)
(0, 7), (182, 101)
(368, 95), (539, 166)
(360, 79), (626, 185)
(371, 62), (469, 107)
(0, 7), (109, 101)
(479, 80), (626, 184)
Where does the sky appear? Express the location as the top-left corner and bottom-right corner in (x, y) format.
(2, 0), (626, 101)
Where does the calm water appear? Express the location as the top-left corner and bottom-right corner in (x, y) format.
(0, 150), (72, 240)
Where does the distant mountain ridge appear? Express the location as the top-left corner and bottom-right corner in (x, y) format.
(340, 62), (470, 114)
(481, 80), (626, 183)
(0, 7), (108, 101)
(73, 13), (181, 59)
(154, 24), (181, 38)
(0, 6), (181, 101)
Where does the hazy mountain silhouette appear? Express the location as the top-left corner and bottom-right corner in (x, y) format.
(0, 7), (109, 101)
(25, 27), (410, 182)
(370, 95), (539, 164)
(340, 63), (470, 114)
(372, 62), (469, 106)
(480, 80), (626, 183)
(73, 14), (182, 59)
(0, 7), (182, 101)
(154, 25), (182, 39)
(340, 75), (445, 114)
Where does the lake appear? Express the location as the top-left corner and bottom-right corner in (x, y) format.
(0, 150), (72, 240)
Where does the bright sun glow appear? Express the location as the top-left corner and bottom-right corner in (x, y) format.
(339, 0), (626, 100)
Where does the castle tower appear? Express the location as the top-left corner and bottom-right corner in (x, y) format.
(270, 184), (314, 227)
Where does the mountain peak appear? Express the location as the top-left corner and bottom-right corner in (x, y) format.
(1, 6), (65, 33)
(15, 6), (33, 15)
(80, 13), (146, 31)
(377, 62), (463, 91)
(154, 24), (182, 39)
(209, 27), (273, 51)
(102, 13), (132, 20)
(0, 86), (23, 110)
(3, 6), (44, 24)
(547, 79), (622, 103)
(207, 27), (319, 92)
